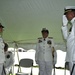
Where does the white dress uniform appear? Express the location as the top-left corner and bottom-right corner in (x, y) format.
(62, 16), (75, 74)
(0, 36), (5, 75)
(35, 37), (57, 75)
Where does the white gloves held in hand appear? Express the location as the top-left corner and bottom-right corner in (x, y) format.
(62, 15), (68, 26)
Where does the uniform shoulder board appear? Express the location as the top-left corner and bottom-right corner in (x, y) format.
(48, 37), (53, 39)
(38, 37), (42, 43)
(38, 37), (42, 39)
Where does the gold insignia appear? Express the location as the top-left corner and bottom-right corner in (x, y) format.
(47, 40), (52, 45)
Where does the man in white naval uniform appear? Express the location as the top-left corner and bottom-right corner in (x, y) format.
(61, 6), (75, 75)
(35, 28), (57, 75)
(0, 23), (5, 75)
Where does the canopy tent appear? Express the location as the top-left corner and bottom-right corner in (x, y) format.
(0, 0), (74, 50)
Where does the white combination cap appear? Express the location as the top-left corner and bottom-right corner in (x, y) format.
(64, 6), (75, 15)
(41, 28), (49, 33)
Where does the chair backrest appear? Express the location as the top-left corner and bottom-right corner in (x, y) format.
(19, 58), (33, 68)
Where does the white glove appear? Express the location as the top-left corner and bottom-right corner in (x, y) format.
(71, 17), (75, 25)
(62, 15), (68, 26)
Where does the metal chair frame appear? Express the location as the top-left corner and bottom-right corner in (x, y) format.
(16, 58), (33, 75)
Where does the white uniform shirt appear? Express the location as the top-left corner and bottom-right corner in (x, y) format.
(0, 36), (5, 63)
(62, 17), (75, 62)
(35, 37), (57, 64)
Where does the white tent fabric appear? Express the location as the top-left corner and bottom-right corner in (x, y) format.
(0, 0), (74, 50)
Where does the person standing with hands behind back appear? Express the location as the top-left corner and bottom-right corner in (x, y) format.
(61, 6), (75, 75)
(35, 28), (57, 75)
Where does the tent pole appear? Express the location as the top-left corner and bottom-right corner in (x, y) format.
(15, 43), (21, 72)
(12, 42), (21, 74)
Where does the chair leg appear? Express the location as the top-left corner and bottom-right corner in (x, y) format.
(30, 68), (32, 75)
(70, 64), (75, 75)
